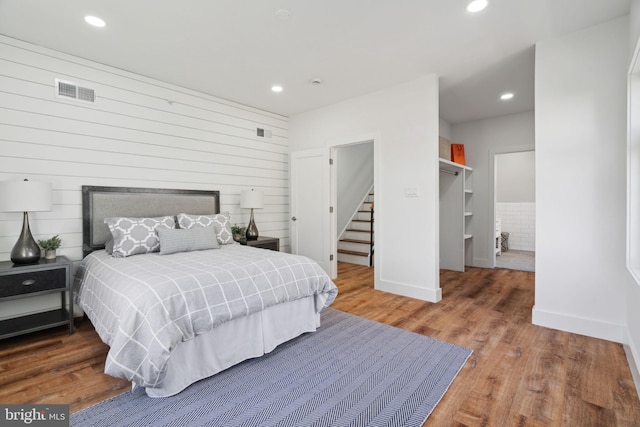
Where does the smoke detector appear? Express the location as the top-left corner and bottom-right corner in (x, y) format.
(310, 78), (323, 86)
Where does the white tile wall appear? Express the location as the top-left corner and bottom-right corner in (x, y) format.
(496, 202), (535, 251)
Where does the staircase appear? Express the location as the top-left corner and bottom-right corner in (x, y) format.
(337, 191), (374, 266)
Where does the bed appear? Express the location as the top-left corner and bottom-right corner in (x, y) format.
(74, 186), (338, 397)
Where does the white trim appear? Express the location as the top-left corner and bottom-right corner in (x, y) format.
(330, 146), (338, 279)
(624, 337), (640, 398)
(377, 278), (442, 303)
(625, 31), (640, 399)
(532, 305), (626, 344)
(472, 257), (492, 269)
(627, 31), (640, 287)
(373, 132), (383, 293)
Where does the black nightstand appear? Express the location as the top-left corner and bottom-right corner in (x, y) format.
(239, 236), (280, 251)
(0, 256), (74, 340)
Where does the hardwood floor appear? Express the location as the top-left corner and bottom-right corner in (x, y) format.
(0, 317), (130, 412)
(332, 264), (640, 426)
(1, 263), (639, 426)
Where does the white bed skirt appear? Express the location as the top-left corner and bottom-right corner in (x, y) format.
(144, 297), (320, 397)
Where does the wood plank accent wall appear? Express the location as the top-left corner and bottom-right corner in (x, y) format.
(0, 36), (289, 319)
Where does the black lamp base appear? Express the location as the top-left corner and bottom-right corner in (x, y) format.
(245, 208), (259, 240)
(11, 212), (41, 264)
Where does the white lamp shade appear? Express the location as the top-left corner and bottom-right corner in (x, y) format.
(240, 189), (264, 209)
(0, 180), (52, 212)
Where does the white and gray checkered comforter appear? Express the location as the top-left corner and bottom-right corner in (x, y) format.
(74, 245), (338, 388)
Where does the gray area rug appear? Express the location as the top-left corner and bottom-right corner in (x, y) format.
(72, 308), (472, 427)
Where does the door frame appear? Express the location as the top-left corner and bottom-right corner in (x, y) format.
(627, 36), (640, 286)
(328, 133), (378, 279)
(489, 145), (535, 267)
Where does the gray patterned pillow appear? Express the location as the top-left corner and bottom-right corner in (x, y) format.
(104, 216), (175, 257)
(105, 238), (114, 255)
(157, 227), (220, 255)
(177, 212), (233, 244)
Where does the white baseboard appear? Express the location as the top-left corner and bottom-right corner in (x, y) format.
(472, 257), (493, 269)
(624, 329), (640, 398)
(532, 305), (626, 343)
(376, 278), (442, 303)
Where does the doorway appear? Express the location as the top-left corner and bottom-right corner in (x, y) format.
(493, 150), (535, 272)
(290, 135), (377, 283)
(329, 137), (375, 279)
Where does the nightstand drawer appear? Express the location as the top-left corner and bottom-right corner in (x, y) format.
(0, 268), (66, 298)
(239, 236), (280, 251)
(252, 240), (279, 251)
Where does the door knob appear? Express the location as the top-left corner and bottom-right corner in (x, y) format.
(291, 216), (297, 221)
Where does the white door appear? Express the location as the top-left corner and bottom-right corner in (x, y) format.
(290, 149), (330, 273)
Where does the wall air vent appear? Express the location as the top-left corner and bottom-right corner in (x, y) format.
(55, 79), (96, 103)
(256, 128), (272, 138)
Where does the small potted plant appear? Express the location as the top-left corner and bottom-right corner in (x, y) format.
(38, 235), (61, 260)
(231, 224), (246, 242)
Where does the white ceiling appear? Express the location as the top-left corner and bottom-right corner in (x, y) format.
(0, 0), (630, 124)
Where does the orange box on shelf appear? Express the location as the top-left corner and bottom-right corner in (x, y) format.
(451, 143), (466, 165)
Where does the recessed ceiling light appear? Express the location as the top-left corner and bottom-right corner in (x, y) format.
(84, 15), (106, 27)
(500, 92), (514, 100)
(467, 0), (488, 13)
(271, 85), (283, 93)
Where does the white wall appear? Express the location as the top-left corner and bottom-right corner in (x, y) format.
(290, 75), (442, 302)
(534, 17), (632, 343)
(496, 152), (535, 202)
(439, 118), (452, 140)
(0, 35), (289, 319)
(451, 111), (535, 267)
(336, 142), (373, 234)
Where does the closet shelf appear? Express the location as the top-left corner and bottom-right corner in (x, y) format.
(439, 158), (473, 171)
(439, 158), (473, 272)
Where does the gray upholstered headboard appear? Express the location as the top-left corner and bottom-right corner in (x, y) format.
(82, 186), (220, 256)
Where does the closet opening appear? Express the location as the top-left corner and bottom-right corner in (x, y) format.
(493, 150), (535, 272)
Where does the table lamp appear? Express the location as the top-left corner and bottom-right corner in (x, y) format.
(240, 189), (263, 240)
(0, 179), (52, 264)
